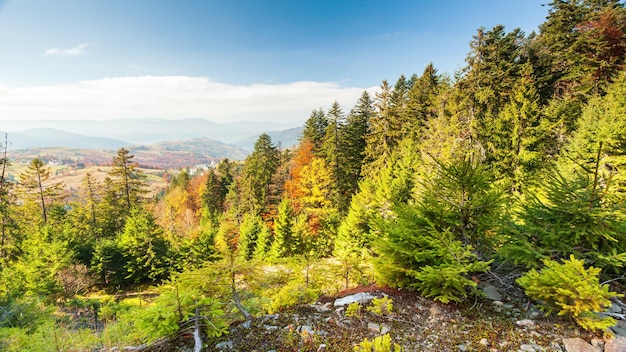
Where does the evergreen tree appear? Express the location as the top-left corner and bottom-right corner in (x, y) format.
(18, 158), (65, 226)
(373, 153), (500, 302)
(239, 133), (280, 216)
(97, 176), (128, 237)
(202, 169), (224, 216)
(460, 25), (525, 166)
(341, 91), (374, 204)
(302, 108), (329, 151)
(118, 208), (171, 284)
(269, 197), (297, 260)
(491, 63), (551, 185)
(109, 148), (148, 213)
(321, 101), (349, 210)
(0, 137), (18, 263)
(406, 63), (442, 140)
(363, 80), (404, 175)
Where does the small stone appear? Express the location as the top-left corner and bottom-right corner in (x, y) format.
(479, 338), (489, 346)
(482, 284), (502, 301)
(605, 336), (626, 352)
(562, 337), (600, 352)
(317, 344), (327, 352)
(298, 325), (315, 335)
(518, 344), (536, 352)
(526, 306), (543, 319)
(263, 325), (279, 331)
(311, 302), (332, 313)
(239, 320), (252, 329)
(515, 319), (535, 328)
(456, 344), (467, 351)
(493, 301), (504, 307)
(367, 322), (391, 335)
(429, 305), (442, 318)
(215, 340), (234, 350)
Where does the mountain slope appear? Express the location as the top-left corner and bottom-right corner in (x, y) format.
(2, 128), (130, 150)
(235, 126), (304, 151)
(0, 118), (300, 144)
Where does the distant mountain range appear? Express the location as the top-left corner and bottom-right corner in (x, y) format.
(0, 118), (302, 145)
(0, 118), (304, 161)
(2, 128), (130, 150)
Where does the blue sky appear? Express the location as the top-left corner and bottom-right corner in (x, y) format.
(0, 0), (548, 126)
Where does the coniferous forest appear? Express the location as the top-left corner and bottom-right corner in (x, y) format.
(2, 1), (626, 350)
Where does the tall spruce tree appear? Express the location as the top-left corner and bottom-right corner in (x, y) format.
(110, 148), (148, 213)
(341, 91), (374, 199)
(302, 108), (329, 152)
(19, 158), (65, 226)
(239, 133), (280, 216)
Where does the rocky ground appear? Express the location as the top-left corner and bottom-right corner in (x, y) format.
(138, 281), (626, 352)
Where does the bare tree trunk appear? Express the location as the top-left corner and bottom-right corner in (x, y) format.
(229, 254), (252, 320)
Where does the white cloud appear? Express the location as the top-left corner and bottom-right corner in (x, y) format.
(0, 76), (376, 125)
(45, 43), (91, 56)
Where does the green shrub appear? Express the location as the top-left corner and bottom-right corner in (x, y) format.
(517, 255), (622, 331)
(367, 297), (393, 316)
(354, 333), (404, 352)
(345, 302), (362, 318)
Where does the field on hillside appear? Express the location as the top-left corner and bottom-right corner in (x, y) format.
(6, 163), (168, 197)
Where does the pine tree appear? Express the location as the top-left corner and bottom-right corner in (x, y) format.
(302, 108), (329, 152)
(0, 137), (18, 263)
(363, 80), (404, 175)
(239, 133), (280, 216)
(269, 197), (297, 260)
(18, 157), (65, 226)
(341, 91), (374, 204)
(118, 208), (171, 284)
(202, 169), (224, 216)
(321, 101), (349, 211)
(406, 63), (442, 140)
(373, 153), (499, 302)
(109, 148), (148, 213)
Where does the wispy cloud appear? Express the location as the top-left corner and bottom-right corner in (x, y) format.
(0, 76), (376, 125)
(45, 43), (91, 56)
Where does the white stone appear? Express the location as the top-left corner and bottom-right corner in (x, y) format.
(515, 319), (535, 328)
(333, 292), (376, 307)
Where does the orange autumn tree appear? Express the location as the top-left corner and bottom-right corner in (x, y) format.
(284, 139), (316, 211)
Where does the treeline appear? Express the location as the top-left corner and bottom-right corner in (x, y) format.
(1, 0), (626, 349)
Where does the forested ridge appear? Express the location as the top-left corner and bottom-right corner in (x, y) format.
(2, 1), (626, 350)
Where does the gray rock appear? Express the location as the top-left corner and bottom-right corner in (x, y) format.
(562, 337), (600, 352)
(515, 319), (535, 328)
(239, 320), (252, 329)
(311, 302), (332, 313)
(367, 322), (391, 334)
(609, 303), (623, 314)
(333, 292), (376, 307)
(612, 321), (626, 338)
(605, 336), (626, 352)
(456, 344), (467, 351)
(298, 325), (315, 335)
(518, 344), (537, 352)
(482, 284), (502, 301)
(263, 324), (279, 331)
(215, 340), (234, 350)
